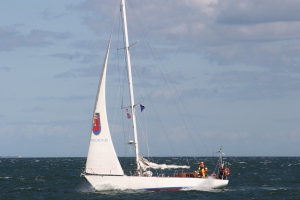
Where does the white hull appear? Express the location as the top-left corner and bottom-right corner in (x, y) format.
(84, 175), (228, 191)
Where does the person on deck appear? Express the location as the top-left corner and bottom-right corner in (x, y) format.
(204, 167), (208, 177)
(198, 162), (206, 178)
(218, 166), (224, 179)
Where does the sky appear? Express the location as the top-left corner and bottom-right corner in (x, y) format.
(0, 0), (299, 157)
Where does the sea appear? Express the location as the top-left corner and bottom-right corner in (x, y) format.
(0, 157), (299, 199)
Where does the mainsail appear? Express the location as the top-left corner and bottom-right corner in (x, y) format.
(85, 38), (123, 175)
(139, 156), (190, 171)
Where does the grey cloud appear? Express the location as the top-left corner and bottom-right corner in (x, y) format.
(29, 29), (71, 40)
(71, 40), (105, 52)
(0, 26), (51, 51)
(182, 88), (216, 100)
(66, 0), (116, 36)
(174, 70), (300, 102)
(41, 8), (66, 20)
(49, 52), (82, 60)
(0, 67), (12, 72)
(63, 0), (300, 102)
(66, 0), (116, 14)
(0, 26), (71, 51)
(216, 0), (300, 25)
(132, 65), (187, 85)
(32, 107), (44, 112)
(49, 52), (98, 64)
(211, 70), (300, 86)
(74, 64), (101, 77)
(37, 95), (94, 101)
(209, 70), (300, 100)
(205, 42), (300, 73)
(53, 64), (101, 79)
(53, 71), (77, 78)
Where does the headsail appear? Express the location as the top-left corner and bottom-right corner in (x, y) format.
(85, 37), (124, 175)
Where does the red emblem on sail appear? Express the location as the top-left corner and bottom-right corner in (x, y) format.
(93, 113), (101, 135)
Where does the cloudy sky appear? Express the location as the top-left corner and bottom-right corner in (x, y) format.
(0, 0), (299, 157)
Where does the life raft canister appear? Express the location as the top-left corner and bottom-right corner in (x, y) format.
(224, 168), (230, 176)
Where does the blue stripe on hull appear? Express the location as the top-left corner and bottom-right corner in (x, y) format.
(143, 187), (190, 192)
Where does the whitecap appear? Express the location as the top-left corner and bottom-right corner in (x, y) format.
(270, 178), (281, 181)
(95, 183), (123, 191)
(13, 187), (33, 191)
(77, 183), (95, 193)
(0, 176), (11, 179)
(34, 176), (45, 182)
(183, 177), (223, 192)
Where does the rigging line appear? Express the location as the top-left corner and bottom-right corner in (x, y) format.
(118, 8), (127, 108)
(127, 119), (134, 156)
(131, 65), (189, 164)
(131, 59), (145, 101)
(118, 5), (138, 171)
(228, 157), (237, 169)
(126, 3), (195, 165)
(121, 1), (178, 159)
(125, 2), (190, 161)
(145, 36), (210, 160)
(126, 57), (178, 156)
(119, 10), (135, 157)
(117, 10), (128, 161)
(119, 3), (142, 164)
(112, 16), (125, 140)
(143, 107), (150, 158)
(138, 35), (199, 158)
(130, 66), (180, 159)
(88, 0), (120, 139)
(129, 5), (215, 165)
(126, 0), (139, 49)
(133, 62), (146, 101)
(135, 114), (150, 157)
(92, 0), (119, 142)
(128, 4), (196, 158)
(127, 42), (151, 157)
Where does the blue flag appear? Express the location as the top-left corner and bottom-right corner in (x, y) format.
(140, 104), (145, 112)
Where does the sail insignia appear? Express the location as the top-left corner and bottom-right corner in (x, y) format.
(93, 113), (101, 135)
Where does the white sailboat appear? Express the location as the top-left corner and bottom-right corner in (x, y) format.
(82, 0), (229, 191)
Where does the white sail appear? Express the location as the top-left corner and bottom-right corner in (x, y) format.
(85, 38), (124, 176)
(139, 156), (190, 171)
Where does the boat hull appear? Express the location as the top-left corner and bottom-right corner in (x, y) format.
(84, 175), (228, 191)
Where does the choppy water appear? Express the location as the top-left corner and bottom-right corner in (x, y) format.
(0, 157), (299, 199)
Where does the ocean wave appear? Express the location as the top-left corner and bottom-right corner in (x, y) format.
(12, 187), (40, 191)
(0, 176), (12, 179)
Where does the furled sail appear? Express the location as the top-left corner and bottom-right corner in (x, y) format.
(139, 156), (190, 171)
(85, 37), (124, 175)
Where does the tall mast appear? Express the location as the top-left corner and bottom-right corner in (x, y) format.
(120, 0), (141, 174)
